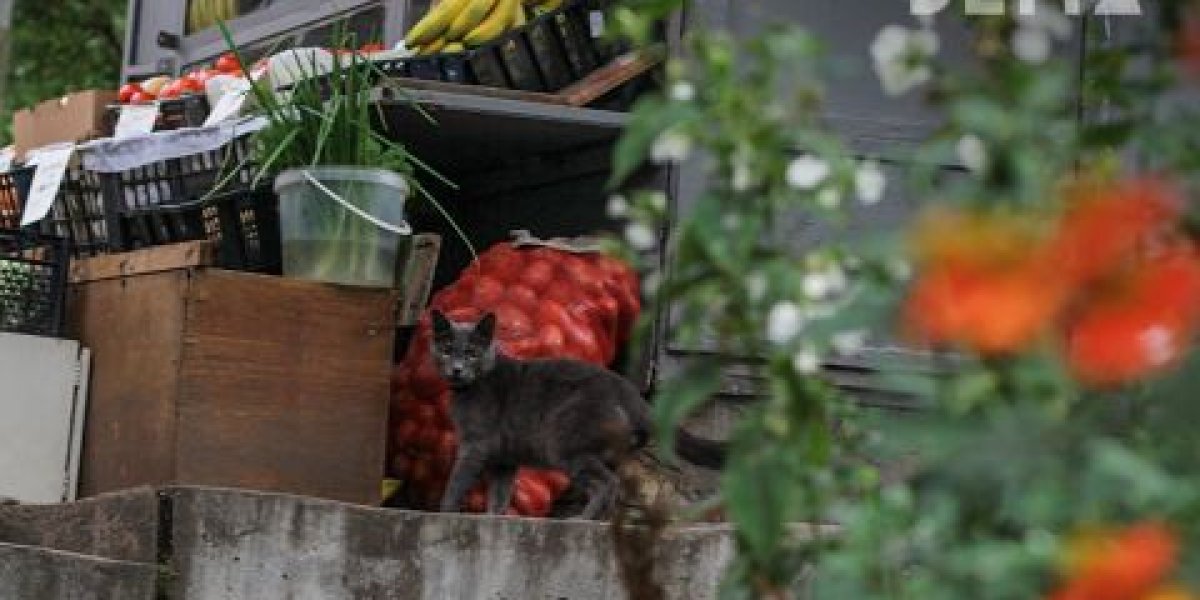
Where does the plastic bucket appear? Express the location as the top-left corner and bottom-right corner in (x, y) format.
(274, 167), (410, 287)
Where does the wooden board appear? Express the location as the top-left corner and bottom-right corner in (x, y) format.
(71, 270), (187, 497)
(173, 270), (397, 505)
(70, 241), (214, 284)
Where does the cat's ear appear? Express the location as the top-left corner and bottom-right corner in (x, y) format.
(474, 312), (497, 342)
(431, 309), (452, 340)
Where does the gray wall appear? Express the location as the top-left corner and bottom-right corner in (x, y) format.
(0, 542), (157, 600)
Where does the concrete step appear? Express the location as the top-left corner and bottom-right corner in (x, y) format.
(0, 486), (735, 599)
(0, 541), (157, 599)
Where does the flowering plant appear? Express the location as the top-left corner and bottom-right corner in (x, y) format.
(608, 0), (1200, 598)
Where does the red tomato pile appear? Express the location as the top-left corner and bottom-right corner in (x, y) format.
(117, 52), (246, 105)
(389, 241), (641, 517)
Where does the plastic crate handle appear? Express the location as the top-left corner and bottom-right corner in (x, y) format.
(302, 170), (413, 236)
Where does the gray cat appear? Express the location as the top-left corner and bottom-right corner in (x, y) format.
(430, 309), (725, 519)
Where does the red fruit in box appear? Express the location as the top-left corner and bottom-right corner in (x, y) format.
(521, 259), (557, 289)
(472, 276), (506, 305)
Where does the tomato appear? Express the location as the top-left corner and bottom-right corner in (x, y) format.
(472, 276), (506, 306)
(394, 418), (419, 445)
(511, 487), (533, 515)
(521, 479), (553, 515)
(158, 80), (183, 100)
(504, 284), (538, 310)
(179, 75), (206, 93)
(536, 300), (572, 330)
(542, 470), (571, 495)
(359, 42), (386, 53)
(215, 52), (243, 74)
(520, 259), (557, 289)
(409, 460), (430, 485)
(538, 324), (566, 356)
(500, 337), (542, 358)
(118, 82), (142, 104)
(128, 91), (156, 104)
(492, 302), (532, 340)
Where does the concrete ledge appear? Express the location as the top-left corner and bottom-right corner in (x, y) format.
(0, 541), (157, 599)
(0, 487), (161, 563)
(167, 486), (734, 600)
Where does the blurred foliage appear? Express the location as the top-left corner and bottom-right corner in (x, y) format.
(2, 0), (126, 143)
(610, 1), (1200, 599)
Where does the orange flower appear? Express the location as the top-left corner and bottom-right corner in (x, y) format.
(903, 208), (1066, 356)
(1050, 177), (1181, 287)
(1066, 244), (1200, 387)
(1048, 523), (1180, 600)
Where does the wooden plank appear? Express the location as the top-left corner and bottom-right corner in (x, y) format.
(385, 76), (570, 106)
(398, 233), (441, 327)
(173, 270), (397, 505)
(70, 271), (186, 497)
(70, 242), (214, 284)
(557, 49), (663, 107)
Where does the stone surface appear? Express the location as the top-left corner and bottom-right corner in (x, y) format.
(0, 486), (161, 563)
(0, 541), (156, 599)
(167, 486), (734, 600)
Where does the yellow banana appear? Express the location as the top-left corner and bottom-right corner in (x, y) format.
(535, 0), (563, 12)
(419, 37), (449, 55)
(463, 0), (518, 46)
(405, 0), (473, 47)
(444, 42), (466, 53)
(512, 0), (527, 27)
(446, 0), (499, 41)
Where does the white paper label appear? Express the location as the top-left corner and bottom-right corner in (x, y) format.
(114, 103), (161, 138)
(589, 11), (605, 38)
(20, 144), (74, 226)
(203, 79), (251, 127)
(0, 148), (13, 173)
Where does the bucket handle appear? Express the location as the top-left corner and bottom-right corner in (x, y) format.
(302, 170), (413, 236)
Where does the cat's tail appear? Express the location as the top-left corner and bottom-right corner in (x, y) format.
(674, 428), (726, 469)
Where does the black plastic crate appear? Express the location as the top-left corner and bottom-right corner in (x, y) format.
(120, 186), (281, 274)
(103, 95), (211, 137)
(38, 167), (116, 259)
(375, 0), (606, 93)
(0, 228), (69, 338)
(0, 168), (33, 230)
(98, 133), (258, 215)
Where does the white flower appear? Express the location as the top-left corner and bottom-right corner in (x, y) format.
(887, 258), (913, 282)
(732, 158), (756, 192)
(804, 265), (847, 300)
(871, 25), (939, 96)
(817, 188), (842, 209)
(766, 302), (805, 345)
(625, 222), (657, 251)
(746, 272), (768, 302)
(832, 329), (868, 356)
(957, 134), (988, 173)
(1012, 26), (1052, 63)
(670, 81), (696, 102)
(606, 194), (628, 218)
(792, 346), (821, 374)
(650, 128), (692, 164)
(855, 160), (887, 205)
(786, 155), (830, 190)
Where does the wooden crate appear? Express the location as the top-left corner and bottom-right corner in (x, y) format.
(67, 242), (410, 505)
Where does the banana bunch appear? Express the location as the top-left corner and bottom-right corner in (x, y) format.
(188, 0), (239, 34)
(404, 0), (530, 55)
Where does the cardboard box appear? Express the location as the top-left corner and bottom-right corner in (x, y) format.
(12, 90), (117, 160)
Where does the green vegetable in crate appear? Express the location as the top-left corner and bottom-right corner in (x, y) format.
(0, 261), (47, 333)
